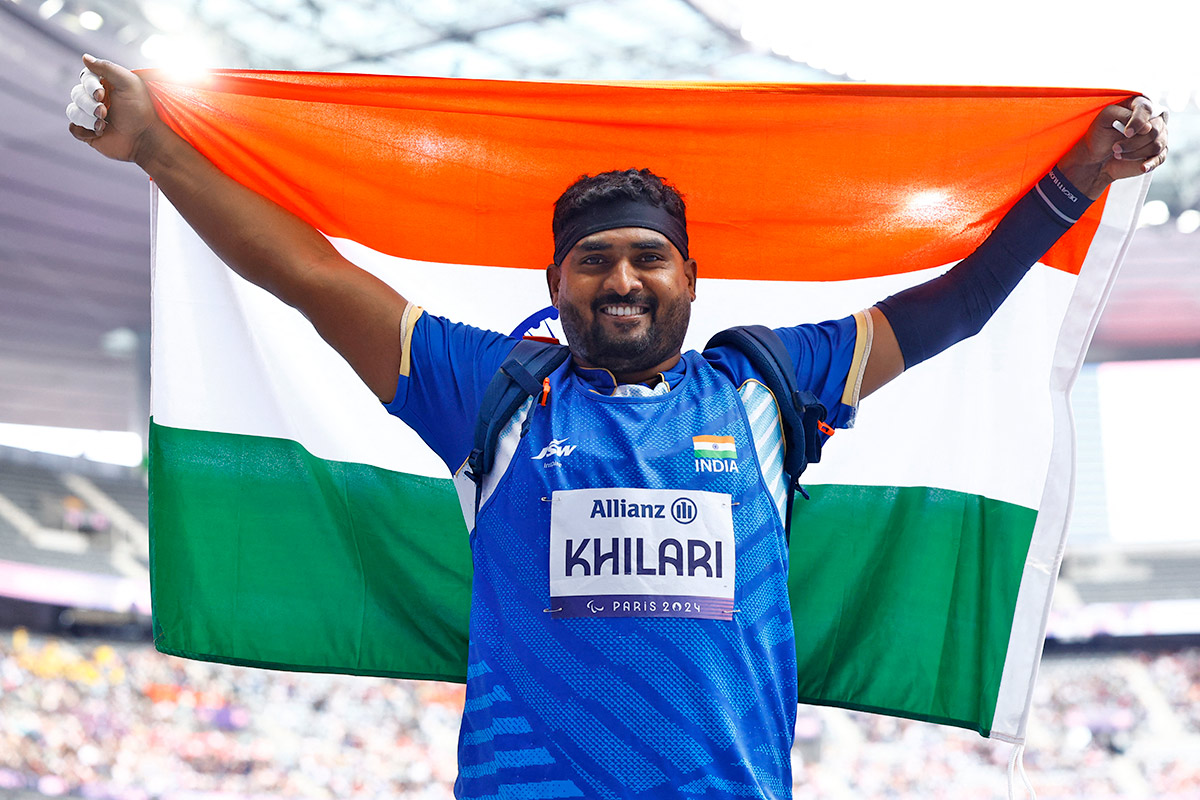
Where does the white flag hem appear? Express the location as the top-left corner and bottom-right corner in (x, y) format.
(990, 173), (1152, 743)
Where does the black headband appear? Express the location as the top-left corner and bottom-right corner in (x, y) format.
(553, 199), (689, 266)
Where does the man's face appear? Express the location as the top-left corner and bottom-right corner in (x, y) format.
(547, 227), (697, 379)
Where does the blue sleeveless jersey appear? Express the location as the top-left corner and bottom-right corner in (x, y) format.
(454, 352), (796, 800)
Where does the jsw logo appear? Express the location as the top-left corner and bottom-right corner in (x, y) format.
(532, 438), (578, 460)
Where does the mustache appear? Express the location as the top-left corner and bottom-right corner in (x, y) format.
(591, 292), (658, 314)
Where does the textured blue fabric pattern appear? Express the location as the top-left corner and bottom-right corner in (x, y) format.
(456, 354), (796, 799)
(384, 312), (860, 799)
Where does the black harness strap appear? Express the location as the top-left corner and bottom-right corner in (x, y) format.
(465, 339), (569, 513)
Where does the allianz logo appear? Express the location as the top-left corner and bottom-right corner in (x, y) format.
(532, 438), (578, 460)
(589, 497), (697, 525)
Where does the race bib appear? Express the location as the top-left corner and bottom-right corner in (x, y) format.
(549, 488), (735, 620)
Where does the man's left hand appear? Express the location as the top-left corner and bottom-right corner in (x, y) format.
(1057, 96), (1168, 199)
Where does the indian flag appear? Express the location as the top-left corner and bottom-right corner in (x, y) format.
(143, 71), (1149, 743)
(693, 435), (737, 459)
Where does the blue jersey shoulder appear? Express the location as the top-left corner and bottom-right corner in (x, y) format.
(384, 313), (519, 471)
(386, 312), (862, 471)
(703, 315), (861, 430)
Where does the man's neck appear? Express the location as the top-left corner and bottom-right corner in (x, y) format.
(589, 353), (683, 386)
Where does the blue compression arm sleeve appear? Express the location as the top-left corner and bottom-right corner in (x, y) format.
(876, 166), (1093, 368)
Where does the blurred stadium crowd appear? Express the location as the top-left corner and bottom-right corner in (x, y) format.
(1, 629), (461, 799)
(3, 629), (1197, 799)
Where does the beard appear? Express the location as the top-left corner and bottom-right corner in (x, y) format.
(558, 290), (691, 376)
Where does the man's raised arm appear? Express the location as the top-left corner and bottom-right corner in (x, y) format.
(858, 97), (1169, 398)
(67, 54), (409, 403)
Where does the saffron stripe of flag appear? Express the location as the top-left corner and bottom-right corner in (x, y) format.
(143, 70), (1148, 743)
(693, 436), (737, 458)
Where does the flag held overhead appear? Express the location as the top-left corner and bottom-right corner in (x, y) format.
(144, 71), (1149, 744)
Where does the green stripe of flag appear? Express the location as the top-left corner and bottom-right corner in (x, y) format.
(792, 485), (1035, 735)
(693, 448), (736, 459)
(149, 419), (472, 681)
(150, 421), (1033, 733)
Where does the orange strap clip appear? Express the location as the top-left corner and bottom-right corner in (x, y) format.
(539, 377), (551, 406)
(817, 421), (836, 437)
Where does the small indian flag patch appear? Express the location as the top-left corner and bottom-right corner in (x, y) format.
(693, 435), (737, 459)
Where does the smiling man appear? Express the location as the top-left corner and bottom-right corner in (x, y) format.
(68, 55), (1167, 799)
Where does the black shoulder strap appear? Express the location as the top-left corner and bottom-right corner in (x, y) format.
(465, 339), (569, 507)
(704, 325), (829, 539)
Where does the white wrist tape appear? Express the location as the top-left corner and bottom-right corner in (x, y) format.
(1111, 97), (1163, 134)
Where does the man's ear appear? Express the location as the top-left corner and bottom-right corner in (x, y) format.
(685, 258), (698, 301)
(546, 262), (561, 307)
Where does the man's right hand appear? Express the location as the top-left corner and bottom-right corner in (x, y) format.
(66, 54), (162, 165)
(64, 54), (411, 403)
